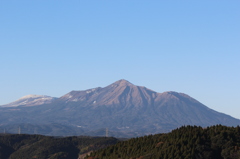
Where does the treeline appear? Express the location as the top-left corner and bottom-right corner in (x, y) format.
(87, 125), (240, 159)
(0, 134), (118, 159)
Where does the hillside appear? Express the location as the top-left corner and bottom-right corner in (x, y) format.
(87, 125), (240, 159)
(0, 134), (119, 159)
(0, 125), (239, 159)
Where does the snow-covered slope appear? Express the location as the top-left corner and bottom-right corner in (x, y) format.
(1, 95), (57, 107)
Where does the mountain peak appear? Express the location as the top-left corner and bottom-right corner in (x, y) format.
(112, 79), (133, 87)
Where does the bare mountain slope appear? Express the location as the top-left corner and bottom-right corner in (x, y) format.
(60, 79), (156, 108)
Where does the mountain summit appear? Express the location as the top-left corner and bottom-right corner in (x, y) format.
(112, 79), (133, 86)
(0, 79), (239, 137)
(60, 79), (157, 108)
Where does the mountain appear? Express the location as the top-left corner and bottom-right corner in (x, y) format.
(0, 79), (239, 137)
(0, 95), (57, 107)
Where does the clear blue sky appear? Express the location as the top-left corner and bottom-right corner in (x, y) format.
(0, 1), (240, 119)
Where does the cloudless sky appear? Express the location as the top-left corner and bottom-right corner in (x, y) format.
(0, 1), (240, 119)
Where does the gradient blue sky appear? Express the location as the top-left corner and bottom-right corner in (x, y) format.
(1, 1), (240, 119)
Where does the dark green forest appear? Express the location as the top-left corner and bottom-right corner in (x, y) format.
(0, 125), (239, 159)
(0, 134), (118, 159)
(87, 125), (240, 159)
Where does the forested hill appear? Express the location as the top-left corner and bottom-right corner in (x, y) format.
(87, 125), (240, 159)
(0, 134), (119, 159)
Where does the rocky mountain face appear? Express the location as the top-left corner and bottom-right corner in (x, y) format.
(0, 79), (239, 137)
(60, 79), (156, 108)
